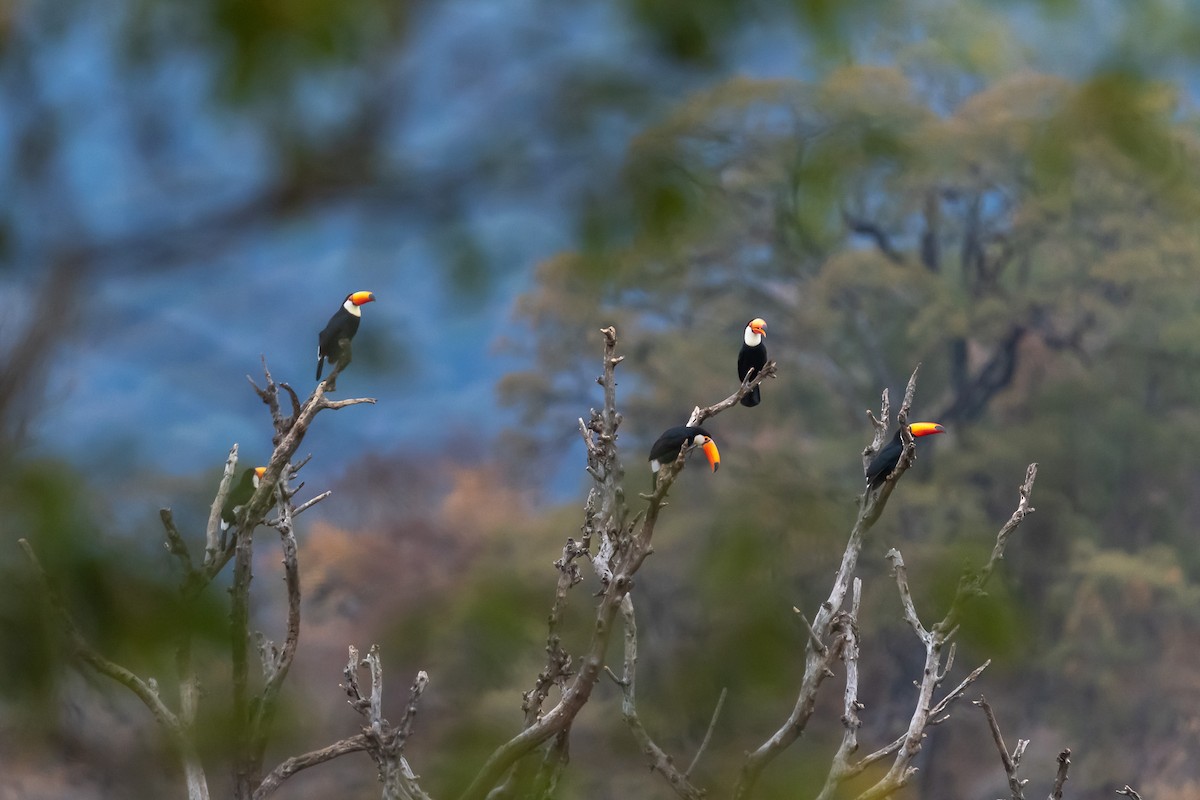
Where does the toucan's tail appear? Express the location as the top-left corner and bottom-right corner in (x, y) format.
(740, 386), (761, 407)
(316, 356), (325, 382)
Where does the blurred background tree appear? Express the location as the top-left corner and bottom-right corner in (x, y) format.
(7, 0), (1200, 797)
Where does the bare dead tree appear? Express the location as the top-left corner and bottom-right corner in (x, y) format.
(732, 367), (924, 800)
(466, 326), (776, 800)
(21, 360), (373, 800)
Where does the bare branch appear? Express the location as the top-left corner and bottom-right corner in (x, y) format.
(1116, 787), (1143, 800)
(885, 549), (928, 639)
(687, 360), (778, 427)
(794, 609), (828, 655)
(938, 463), (1038, 635)
(292, 490), (332, 517)
(160, 508), (194, 575)
(868, 364), (923, 499)
(1049, 749), (1071, 800)
(318, 396), (377, 411)
(686, 687), (727, 779)
(611, 595), (706, 799)
(814, 578), (864, 800)
(974, 695), (1027, 800)
(203, 445), (239, 568)
(248, 478), (303, 776)
(842, 660), (990, 781)
(254, 735), (372, 800)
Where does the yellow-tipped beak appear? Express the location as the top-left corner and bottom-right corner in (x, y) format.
(254, 466), (267, 479)
(702, 439), (721, 472)
(750, 318), (767, 335)
(909, 422), (946, 437)
(350, 291), (376, 306)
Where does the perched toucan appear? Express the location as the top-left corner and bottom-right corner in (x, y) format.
(221, 466), (267, 532)
(865, 422), (945, 489)
(316, 291), (376, 384)
(649, 426), (721, 481)
(737, 318), (768, 407)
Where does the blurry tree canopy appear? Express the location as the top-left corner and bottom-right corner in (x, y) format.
(501, 55), (1200, 796)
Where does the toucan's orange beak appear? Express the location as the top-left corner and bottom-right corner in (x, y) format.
(909, 422), (945, 438)
(750, 318), (767, 335)
(702, 438), (721, 472)
(350, 291), (375, 306)
(254, 466), (267, 479)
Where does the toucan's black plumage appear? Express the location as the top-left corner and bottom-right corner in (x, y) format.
(316, 290), (375, 383)
(865, 422), (945, 489)
(738, 318), (767, 407)
(221, 466), (267, 532)
(648, 425), (721, 479)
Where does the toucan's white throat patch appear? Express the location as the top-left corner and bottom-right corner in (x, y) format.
(344, 298), (363, 317)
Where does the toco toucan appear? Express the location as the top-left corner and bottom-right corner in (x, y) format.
(865, 422), (945, 490)
(221, 466), (267, 533)
(649, 426), (721, 481)
(316, 291), (375, 384)
(738, 318), (768, 407)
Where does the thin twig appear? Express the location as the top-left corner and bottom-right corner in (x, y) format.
(686, 687), (727, 778)
(292, 490), (331, 517)
(794, 609), (828, 654)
